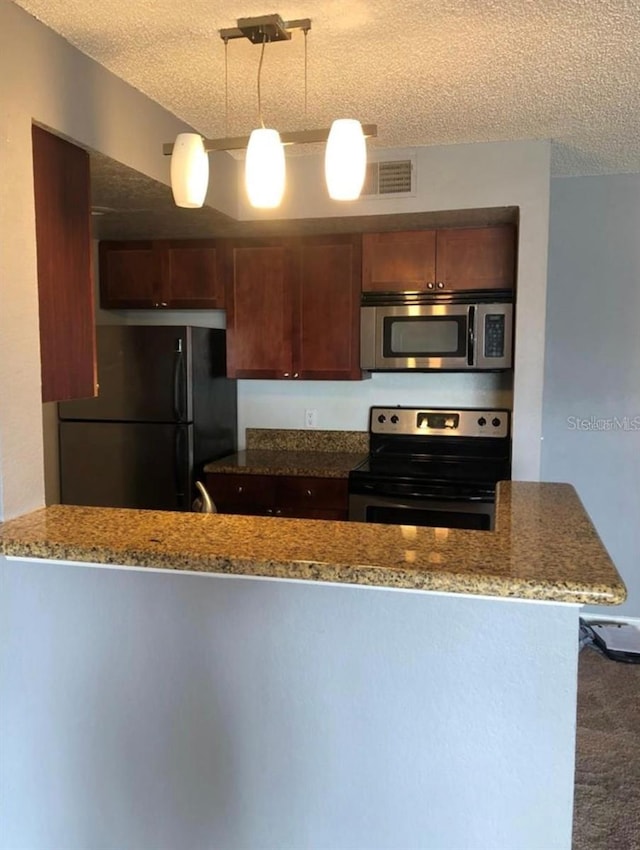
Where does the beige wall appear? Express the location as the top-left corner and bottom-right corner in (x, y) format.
(0, 0), (198, 520)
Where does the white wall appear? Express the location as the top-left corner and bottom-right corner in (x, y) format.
(236, 141), (552, 478)
(542, 174), (640, 618)
(1, 556), (580, 850)
(0, 0), (234, 521)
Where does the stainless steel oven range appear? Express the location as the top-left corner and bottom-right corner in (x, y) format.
(348, 406), (511, 531)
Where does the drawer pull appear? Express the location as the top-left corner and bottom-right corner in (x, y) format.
(306, 489), (312, 497)
(237, 485), (243, 494)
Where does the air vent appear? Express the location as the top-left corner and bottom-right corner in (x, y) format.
(362, 159), (414, 197)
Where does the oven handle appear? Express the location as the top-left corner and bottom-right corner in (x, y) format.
(351, 481), (494, 502)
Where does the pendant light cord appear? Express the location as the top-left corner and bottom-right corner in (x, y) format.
(257, 35), (266, 128)
(304, 27), (308, 128)
(224, 37), (229, 137)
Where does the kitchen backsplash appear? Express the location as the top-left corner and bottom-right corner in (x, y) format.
(246, 429), (368, 453)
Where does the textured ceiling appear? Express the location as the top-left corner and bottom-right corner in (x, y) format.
(13, 0), (640, 177)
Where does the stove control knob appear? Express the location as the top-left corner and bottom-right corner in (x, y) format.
(492, 417), (501, 428)
(377, 414), (386, 424)
(477, 417), (487, 427)
(390, 414), (399, 424)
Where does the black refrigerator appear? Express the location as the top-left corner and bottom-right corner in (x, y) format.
(58, 325), (237, 511)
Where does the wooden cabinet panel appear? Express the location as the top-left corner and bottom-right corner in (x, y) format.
(165, 240), (223, 308)
(32, 125), (96, 402)
(362, 231), (436, 291)
(362, 226), (516, 293)
(225, 243), (294, 379)
(99, 241), (160, 308)
(296, 235), (362, 380)
(100, 240), (225, 309)
(225, 235), (362, 381)
(206, 472), (349, 520)
(436, 226), (515, 290)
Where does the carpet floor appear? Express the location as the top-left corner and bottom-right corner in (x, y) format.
(573, 646), (640, 850)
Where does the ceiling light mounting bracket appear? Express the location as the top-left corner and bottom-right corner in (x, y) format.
(219, 15), (311, 45)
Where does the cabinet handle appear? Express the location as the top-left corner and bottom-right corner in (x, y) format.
(266, 508), (273, 515)
(159, 301), (168, 307)
(293, 372), (299, 379)
(237, 485), (243, 494)
(436, 281), (445, 289)
(275, 509), (282, 516)
(306, 489), (312, 497)
(283, 372), (290, 378)
(426, 282), (435, 290)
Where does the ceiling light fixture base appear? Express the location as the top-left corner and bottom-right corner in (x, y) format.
(219, 15), (311, 44)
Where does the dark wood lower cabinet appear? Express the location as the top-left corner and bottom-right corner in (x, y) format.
(205, 473), (349, 521)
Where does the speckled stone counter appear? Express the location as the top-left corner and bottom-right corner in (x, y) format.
(204, 428), (368, 478)
(245, 428), (368, 453)
(0, 482), (626, 605)
(204, 449), (366, 478)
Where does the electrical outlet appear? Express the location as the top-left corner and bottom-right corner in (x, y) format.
(305, 408), (318, 428)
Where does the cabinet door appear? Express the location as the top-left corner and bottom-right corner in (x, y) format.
(362, 231), (436, 291)
(435, 226), (516, 291)
(99, 241), (161, 308)
(164, 240), (224, 309)
(32, 125), (96, 402)
(295, 235), (362, 380)
(225, 242), (294, 379)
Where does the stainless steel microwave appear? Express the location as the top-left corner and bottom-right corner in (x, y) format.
(360, 291), (514, 371)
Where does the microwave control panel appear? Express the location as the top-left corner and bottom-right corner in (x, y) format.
(483, 314), (506, 358)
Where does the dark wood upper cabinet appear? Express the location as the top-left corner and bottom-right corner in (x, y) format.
(436, 226), (516, 290)
(99, 241), (160, 308)
(362, 230), (436, 291)
(295, 235), (362, 380)
(224, 235), (362, 381)
(362, 225), (516, 292)
(32, 125), (96, 403)
(224, 242), (294, 379)
(99, 239), (224, 309)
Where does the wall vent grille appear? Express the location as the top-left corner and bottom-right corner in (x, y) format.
(362, 159), (414, 197)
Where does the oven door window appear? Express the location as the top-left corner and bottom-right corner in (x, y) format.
(365, 504), (491, 531)
(383, 316), (467, 358)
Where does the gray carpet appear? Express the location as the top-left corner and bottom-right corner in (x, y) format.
(573, 646), (640, 850)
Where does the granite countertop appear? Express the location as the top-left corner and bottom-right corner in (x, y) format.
(0, 482), (626, 606)
(203, 428), (368, 479)
(204, 449), (366, 479)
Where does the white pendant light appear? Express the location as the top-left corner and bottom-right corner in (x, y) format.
(325, 119), (367, 201)
(170, 133), (209, 208)
(245, 128), (286, 209)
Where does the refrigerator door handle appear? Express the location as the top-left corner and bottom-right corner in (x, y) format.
(173, 338), (187, 422)
(174, 425), (189, 510)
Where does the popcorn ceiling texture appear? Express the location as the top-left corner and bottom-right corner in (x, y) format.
(12, 0), (640, 176)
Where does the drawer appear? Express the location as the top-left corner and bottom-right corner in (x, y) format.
(276, 476), (348, 511)
(206, 473), (275, 509)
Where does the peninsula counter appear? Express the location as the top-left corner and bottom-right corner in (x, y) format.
(0, 481), (625, 850)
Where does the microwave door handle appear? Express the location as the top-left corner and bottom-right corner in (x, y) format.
(467, 305), (476, 366)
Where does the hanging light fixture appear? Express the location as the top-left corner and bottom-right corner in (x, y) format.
(244, 34), (286, 208)
(245, 128), (286, 208)
(170, 133), (209, 208)
(325, 119), (367, 201)
(164, 14), (378, 209)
